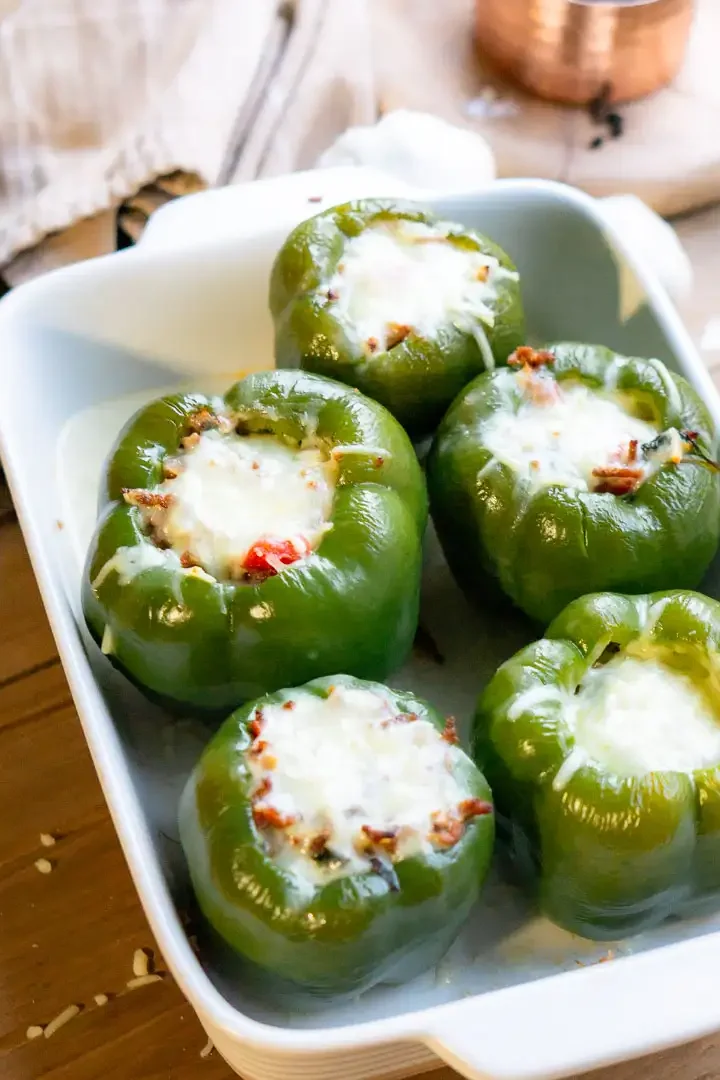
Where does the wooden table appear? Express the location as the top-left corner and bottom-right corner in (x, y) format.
(2, 209), (720, 1080)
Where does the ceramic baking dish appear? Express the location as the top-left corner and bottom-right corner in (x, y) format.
(2, 168), (720, 1080)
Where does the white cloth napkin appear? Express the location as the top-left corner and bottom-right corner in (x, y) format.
(0, 0), (374, 283)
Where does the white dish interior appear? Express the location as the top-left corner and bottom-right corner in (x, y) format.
(4, 171), (720, 1079)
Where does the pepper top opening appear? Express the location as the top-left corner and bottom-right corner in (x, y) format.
(558, 647), (720, 783)
(125, 411), (336, 581)
(246, 683), (490, 886)
(322, 218), (515, 358)
(481, 353), (695, 496)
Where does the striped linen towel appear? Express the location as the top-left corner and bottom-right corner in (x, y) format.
(0, 0), (374, 284)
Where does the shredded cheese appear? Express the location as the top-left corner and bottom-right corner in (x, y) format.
(323, 218), (515, 355)
(482, 379), (659, 492)
(246, 684), (484, 885)
(556, 654), (720, 784)
(144, 431), (335, 580)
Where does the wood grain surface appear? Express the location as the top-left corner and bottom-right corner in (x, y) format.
(1, 208), (720, 1079)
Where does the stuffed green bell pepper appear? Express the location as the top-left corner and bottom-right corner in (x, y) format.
(82, 370), (427, 712)
(180, 674), (495, 994)
(428, 343), (720, 623)
(473, 589), (720, 940)
(270, 199), (525, 437)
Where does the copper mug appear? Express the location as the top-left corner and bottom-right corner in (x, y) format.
(475, 0), (694, 105)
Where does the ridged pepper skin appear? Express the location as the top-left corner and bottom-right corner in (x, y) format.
(269, 199), (525, 437)
(179, 674), (495, 995)
(472, 590), (720, 940)
(427, 343), (720, 624)
(82, 370), (427, 712)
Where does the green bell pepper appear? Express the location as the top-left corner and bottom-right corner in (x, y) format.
(180, 674), (495, 994)
(427, 343), (720, 623)
(82, 370), (427, 712)
(270, 199), (525, 437)
(473, 589), (720, 940)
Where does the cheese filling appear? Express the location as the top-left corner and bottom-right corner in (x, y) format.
(559, 654), (720, 780)
(323, 219), (516, 356)
(135, 429), (335, 580)
(481, 379), (663, 492)
(247, 685), (486, 884)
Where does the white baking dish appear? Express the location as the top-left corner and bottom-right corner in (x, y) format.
(3, 168), (720, 1080)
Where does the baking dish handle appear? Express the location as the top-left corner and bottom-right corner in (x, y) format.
(422, 938), (720, 1080)
(139, 166), (419, 254)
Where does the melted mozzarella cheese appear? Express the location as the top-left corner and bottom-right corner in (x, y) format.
(324, 219), (515, 355)
(150, 431), (334, 579)
(93, 542), (178, 588)
(249, 685), (469, 882)
(482, 381), (657, 491)
(561, 655), (720, 780)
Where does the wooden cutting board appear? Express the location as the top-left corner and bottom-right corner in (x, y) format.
(370, 0), (720, 216)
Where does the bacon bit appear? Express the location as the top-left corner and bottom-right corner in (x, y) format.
(282, 700), (296, 711)
(252, 804), (296, 830)
(360, 825), (399, 853)
(591, 465), (643, 496)
(250, 739), (268, 758)
(306, 479), (318, 489)
(260, 753), (277, 770)
(180, 550), (200, 568)
(458, 798), (493, 820)
(251, 460), (260, 471)
(249, 709), (264, 739)
(309, 831), (330, 858)
(508, 346), (555, 369)
(381, 711), (418, 728)
(327, 289), (339, 301)
(366, 337), (379, 354)
(163, 460), (180, 480)
(516, 365), (560, 405)
(627, 439), (638, 463)
(252, 776), (272, 802)
(243, 537), (311, 576)
(429, 811), (464, 848)
(442, 716), (460, 745)
(592, 466), (643, 478)
(476, 265), (490, 282)
(188, 408), (219, 433)
(594, 477), (638, 495)
(326, 685), (336, 697)
(374, 456), (384, 468)
(122, 488), (173, 509)
(530, 459), (540, 470)
(182, 432), (201, 450)
(592, 476), (640, 496)
(386, 323), (411, 349)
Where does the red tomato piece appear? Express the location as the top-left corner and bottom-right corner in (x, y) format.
(243, 537), (310, 576)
